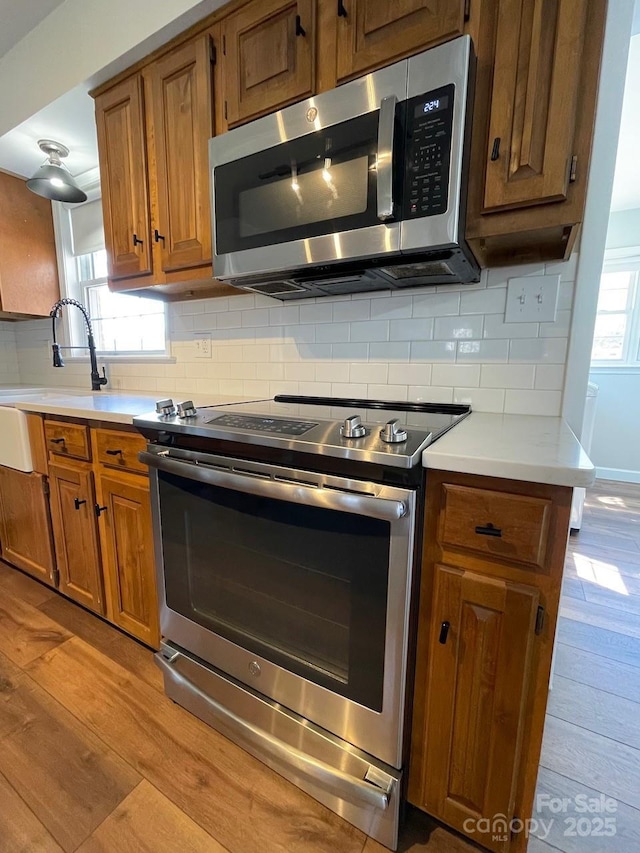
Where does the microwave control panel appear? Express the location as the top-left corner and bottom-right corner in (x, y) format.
(403, 84), (455, 219)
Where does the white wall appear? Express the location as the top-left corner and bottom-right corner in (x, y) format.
(0, 322), (20, 385)
(14, 257), (577, 415)
(588, 369), (640, 481)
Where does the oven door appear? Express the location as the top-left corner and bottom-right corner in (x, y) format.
(209, 59), (407, 282)
(143, 445), (416, 768)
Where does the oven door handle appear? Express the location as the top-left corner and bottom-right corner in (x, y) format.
(140, 451), (407, 521)
(157, 650), (391, 812)
(376, 94), (397, 221)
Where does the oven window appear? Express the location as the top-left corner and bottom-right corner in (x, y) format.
(214, 111), (387, 255)
(159, 471), (389, 711)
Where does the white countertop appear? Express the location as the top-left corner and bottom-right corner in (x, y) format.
(422, 412), (595, 488)
(0, 387), (254, 425)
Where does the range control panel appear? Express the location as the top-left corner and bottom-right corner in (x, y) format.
(208, 414), (318, 436)
(403, 84), (455, 219)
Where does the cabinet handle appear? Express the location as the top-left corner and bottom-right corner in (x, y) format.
(490, 137), (501, 161)
(95, 504), (108, 517)
(295, 14), (306, 36)
(105, 449), (123, 456)
(50, 437), (65, 445)
(337, 0), (348, 17)
(74, 497), (86, 510)
(133, 233), (144, 247)
(154, 229), (165, 244)
(475, 523), (502, 537)
(439, 621), (450, 644)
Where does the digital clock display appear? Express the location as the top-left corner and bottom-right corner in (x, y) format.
(415, 95), (449, 117)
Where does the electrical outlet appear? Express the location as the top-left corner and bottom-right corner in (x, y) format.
(505, 275), (560, 323)
(194, 334), (212, 358)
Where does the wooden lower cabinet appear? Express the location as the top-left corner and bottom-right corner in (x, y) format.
(409, 470), (571, 853)
(96, 469), (159, 647)
(0, 466), (56, 585)
(48, 459), (105, 615)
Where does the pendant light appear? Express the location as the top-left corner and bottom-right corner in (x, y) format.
(26, 139), (87, 203)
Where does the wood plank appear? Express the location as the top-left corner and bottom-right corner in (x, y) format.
(26, 638), (365, 853)
(38, 593), (163, 693)
(581, 582), (640, 617)
(0, 662), (140, 851)
(556, 617), (640, 669)
(0, 770), (63, 853)
(562, 577), (585, 601)
(546, 675), (640, 750)
(77, 780), (228, 852)
(534, 766), (640, 853)
(553, 643), (640, 704)
(559, 597), (640, 640)
(540, 716), (640, 811)
(0, 560), (57, 609)
(564, 553), (640, 592)
(0, 587), (71, 667)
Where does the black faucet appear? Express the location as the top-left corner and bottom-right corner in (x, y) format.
(49, 298), (108, 392)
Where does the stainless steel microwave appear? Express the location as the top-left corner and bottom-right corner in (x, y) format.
(209, 36), (479, 300)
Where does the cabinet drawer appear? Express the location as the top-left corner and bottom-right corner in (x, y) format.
(439, 485), (551, 568)
(45, 421), (91, 461)
(94, 429), (147, 474)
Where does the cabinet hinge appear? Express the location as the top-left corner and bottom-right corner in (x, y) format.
(42, 478), (50, 497)
(209, 39), (216, 65)
(464, 0), (471, 21)
(535, 606), (545, 635)
(52, 566), (60, 588)
(569, 154), (578, 183)
(224, 100), (228, 121)
(222, 34), (226, 56)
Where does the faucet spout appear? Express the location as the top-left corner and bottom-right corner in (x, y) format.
(49, 298), (108, 392)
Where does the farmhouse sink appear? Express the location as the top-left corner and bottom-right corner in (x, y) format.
(0, 407), (32, 472)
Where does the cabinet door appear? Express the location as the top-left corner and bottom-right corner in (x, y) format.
(97, 470), (159, 647)
(49, 461), (105, 615)
(95, 75), (153, 279)
(335, 0), (465, 83)
(222, 0), (315, 127)
(0, 467), (56, 585)
(150, 35), (214, 273)
(411, 565), (539, 852)
(482, 0), (587, 212)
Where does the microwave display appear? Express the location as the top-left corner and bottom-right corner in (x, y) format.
(415, 95), (450, 117)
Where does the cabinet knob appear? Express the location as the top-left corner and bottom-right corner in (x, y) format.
(337, 0), (348, 17)
(133, 233), (144, 247)
(105, 449), (123, 456)
(490, 137), (501, 161)
(475, 523), (502, 538)
(439, 621), (450, 644)
(95, 504), (108, 517)
(154, 229), (165, 244)
(295, 14), (306, 36)
(50, 437), (65, 445)
(74, 497), (86, 510)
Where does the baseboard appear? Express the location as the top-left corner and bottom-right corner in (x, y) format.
(596, 467), (640, 484)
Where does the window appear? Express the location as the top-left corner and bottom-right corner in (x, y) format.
(591, 256), (640, 366)
(56, 194), (167, 357)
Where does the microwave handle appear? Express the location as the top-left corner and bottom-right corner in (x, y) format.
(376, 95), (397, 221)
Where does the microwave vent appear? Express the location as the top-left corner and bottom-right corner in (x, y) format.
(382, 260), (455, 279)
(241, 281), (305, 296)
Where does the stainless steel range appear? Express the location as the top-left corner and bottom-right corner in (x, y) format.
(134, 395), (470, 849)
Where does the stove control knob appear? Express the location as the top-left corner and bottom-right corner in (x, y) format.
(176, 400), (197, 419)
(155, 398), (176, 417)
(340, 414), (366, 439)
(380, 418), (408, 444)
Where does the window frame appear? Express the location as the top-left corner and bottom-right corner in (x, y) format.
(591, 248), (640, 369)
(51, 181), (170, 362)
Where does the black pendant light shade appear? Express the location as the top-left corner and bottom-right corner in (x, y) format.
(26, 139), (87, 203)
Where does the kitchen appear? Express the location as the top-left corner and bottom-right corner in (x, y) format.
(0, 1), (637, 852)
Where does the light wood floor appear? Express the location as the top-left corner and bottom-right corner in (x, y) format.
(1, 480), (639, 852)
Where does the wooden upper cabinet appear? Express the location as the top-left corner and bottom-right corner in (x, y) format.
(49, 460), (105, 615)
(483, 0), (588, 212)
(95, 75), (153, 280)
(222, 0), (315, 127)
(149, 35), (214, 272)
(410, 565), (539, 852)
(334, 0), (465, 83)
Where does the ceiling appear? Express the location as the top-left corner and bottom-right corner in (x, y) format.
(0, 0), (66, 60)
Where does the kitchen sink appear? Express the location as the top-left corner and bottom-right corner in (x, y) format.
(0, 407), (32, 472)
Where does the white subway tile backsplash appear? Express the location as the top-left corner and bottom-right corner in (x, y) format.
(434, 314), (484, 340)
(509, 338), (567, 364)
(12, 253), (579, 417)
(457, 340), (509, 363)
(504, 389), (562, 416)
(432, 364), (481, 387)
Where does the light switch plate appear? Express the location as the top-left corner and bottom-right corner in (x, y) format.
(505, 275), (560, 323)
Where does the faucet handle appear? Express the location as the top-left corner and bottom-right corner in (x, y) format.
(99, 367), (108, 387)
